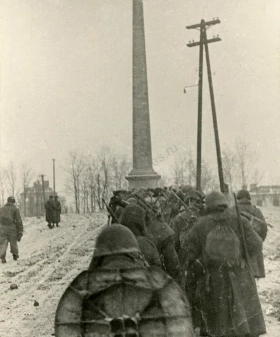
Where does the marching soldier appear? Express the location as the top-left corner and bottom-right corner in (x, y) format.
(0, 196), (23, 263)
(172, 190), (203, 255)
(145, 205), (182, 286)
(186, 191), (266, 337)
(236, 189), (268, 278)
(120, 204), (161, 268)
(45, 195), (56, 229)
(55, 225), (195, 337)
(54, 195), (62, 227)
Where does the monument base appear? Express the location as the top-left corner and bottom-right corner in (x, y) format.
(126, 169), (161, 189)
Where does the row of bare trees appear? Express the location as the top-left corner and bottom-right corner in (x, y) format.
(66, 139), (264, 213)
(0, 139), (262, 214)
(0, 162), (34, 207)
(65, 147), (131, 213)
(168, 152), (219, 192)
(167, 139), (263, 192)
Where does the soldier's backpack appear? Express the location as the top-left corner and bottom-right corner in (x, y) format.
(204, 220), (241, 267)
(0, 207), (14, 226)
(55, 267), (195, 337)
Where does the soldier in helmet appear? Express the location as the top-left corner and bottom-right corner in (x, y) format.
(145, 204), (182, 286)
(54, 195), (62, 227)
(55, 225), (195, 337)
(185, 191), (266, 337)
(236, 189), (267, 278)
(109, 191), (129, 223)
(120, 204), (161, 268)
(0, 196), (23, 263)
(172, 190), (204, 255)
(45, 195), (56, 229)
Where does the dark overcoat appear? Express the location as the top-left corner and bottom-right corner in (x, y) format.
(45, 199), (56, 223)
(54, 200), (61, 223)
(237, 199), (267, 278)
(146, 217), (182, 285)
(186, 208), (266, 337)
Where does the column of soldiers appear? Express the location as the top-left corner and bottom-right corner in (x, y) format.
(56, 185), (268, 337)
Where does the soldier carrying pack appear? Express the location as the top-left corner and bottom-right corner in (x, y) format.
(55, 225), (195, 337)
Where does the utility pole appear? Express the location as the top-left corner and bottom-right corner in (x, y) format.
(204, 28), (225, 192)
(187, 18), (225, 192)
(52, 159), (56, 194)
(36, 181), (40, 218)
(41, 174), (46, 208)
(23, 183), (26, 217)
(187, 20), (205, 191)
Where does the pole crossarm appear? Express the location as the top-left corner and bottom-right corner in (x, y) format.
(187, 37), (221, 47)
(186, 18), (221, 30)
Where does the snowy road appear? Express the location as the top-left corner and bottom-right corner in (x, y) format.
(0, 210), (279, 336)
(0, 213), (105, 337)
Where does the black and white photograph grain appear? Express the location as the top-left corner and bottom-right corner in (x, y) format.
(0, 0), (279, 336)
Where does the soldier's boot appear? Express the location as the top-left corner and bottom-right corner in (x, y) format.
(56, 223), (59, 227)
(9, 233), (19, 261)
(47, 223), (52, 229)
(0, 236), (9, 263)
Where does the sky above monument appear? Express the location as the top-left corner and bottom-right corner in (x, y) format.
(1, 0), (280, 194)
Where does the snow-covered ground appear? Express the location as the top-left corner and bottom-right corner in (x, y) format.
(0, 209), (279, 336)
(0, 213), (105, 337)
(258, 207), (280, 336)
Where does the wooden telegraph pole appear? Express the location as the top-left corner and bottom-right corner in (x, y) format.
(52, 159), (56, 194)
(187, 18), (225, 193)
(41, 174), (46, 208)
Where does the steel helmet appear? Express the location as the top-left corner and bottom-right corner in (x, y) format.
(185, 190), (202, 201)
(120, 204), (146, 236)
(205, 191), (228, 209)
(126, 197), (137, 204)
(181, 184), (194, 193)
(237, 189), (251, 200)
(7, 196), (15, 203)
(93, 224), (140, 258)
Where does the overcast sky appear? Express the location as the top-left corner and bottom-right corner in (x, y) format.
(1, 0), (280, 194)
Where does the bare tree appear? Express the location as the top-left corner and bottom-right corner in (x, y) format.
(65, 151), (85, 213)
(0, 169), (6, 206)
(20, 163), (34, 216)
(98, 147), (114, 205)
(170, 151), (192, 186)
(222, 147), (237, 192)
(5, 162), (17, 197)
(66, 148), (132, 212)
(112, 155), (131, 191)
(201, 161), (219, 192)
(251, 168), (265, 187)
(235, 139), (256, 189)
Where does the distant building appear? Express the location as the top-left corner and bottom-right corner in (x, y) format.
(19, 180), (66, 217)
(250, 184), (280, 207)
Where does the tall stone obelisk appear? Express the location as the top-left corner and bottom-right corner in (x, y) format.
(126, 0), (161, 189)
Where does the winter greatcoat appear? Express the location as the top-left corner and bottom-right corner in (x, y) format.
(54, 199), (61, 223)
(45, 199), (56, 223)
(171, 205), (201, 255)
(120, 205), (161, 268)
(0, 202), (23, 259)
(146, 217), (182, 285)
(236, 198), (267, 278)
(56, 254), (195, 337)
(186, 208), (266, 337)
